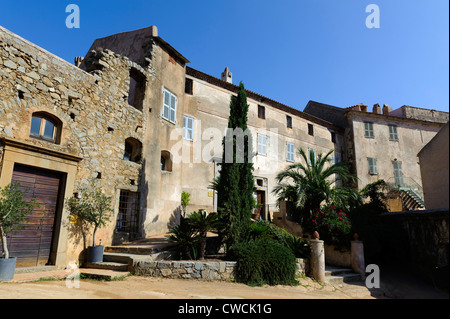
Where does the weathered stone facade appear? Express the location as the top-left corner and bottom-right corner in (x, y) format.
(2, 23), (446, 268)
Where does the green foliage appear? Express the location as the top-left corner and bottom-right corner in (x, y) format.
(168, 210), (221, 260)
(180, 191), (191, 217)
(272, 148), (359, 231)
(310, 205), (352, 248)
(231, 239), (298, 286)
(215, 82), (255, 252)
(187, 210), (220, 259)
(0, 182), (39, 259)
(168, 217), (200, 260)
(65, 181), (113, 247)
(249, 221), (310, 258)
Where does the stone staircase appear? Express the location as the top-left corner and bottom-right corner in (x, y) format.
(325, 265), (363, 285)
(82, 236), (176, 276)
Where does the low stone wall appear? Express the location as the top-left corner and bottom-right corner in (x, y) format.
(133, 258), (309, 281)
(133, 260), (237, 281)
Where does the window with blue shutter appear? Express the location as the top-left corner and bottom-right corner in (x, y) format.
(163, 89), (177, 123)
(286, 142), (295, 162)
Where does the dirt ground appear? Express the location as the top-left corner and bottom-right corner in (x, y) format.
(0, 275), (375, 299)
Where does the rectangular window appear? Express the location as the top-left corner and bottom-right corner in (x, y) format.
(183, 116), (194, 141)
(185, 78), (193, 95)
(331, 131), (336, 143)
(257, 134), (267, 156)
(393, 161), (404, 187)
(258, 105), (265, 119)
(333, 155), (339, 165)
(163, 89), (177, 123)
(308, 124), (314, 136)
(286, 142), (295, 162)
(389, 125), (398, 141)
(364, 122), (374, 138)
(308, 148), (316, 166)
(368, 157), (378, 175)
(286, 115), (292, 129)
(116, 190), (140, 234)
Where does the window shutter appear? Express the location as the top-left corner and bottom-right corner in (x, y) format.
(368, 157), (378, 174)
(258, 134), (267, 156)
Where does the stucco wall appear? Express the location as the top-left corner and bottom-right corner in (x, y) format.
(418, 122), (449, 209)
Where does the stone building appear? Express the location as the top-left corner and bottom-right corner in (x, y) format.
(304, 101), (448, 211)
(1, 24), (447, 268)
(1, 25), (345, 268)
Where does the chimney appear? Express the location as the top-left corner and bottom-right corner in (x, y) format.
(221, 67), (232, 84)
(360, 104), (368, 112)
(149, 25), (158, 37)
(372, 103), (382, 114)
(74, 56), (84, 67)
(382, 104), (393, 115)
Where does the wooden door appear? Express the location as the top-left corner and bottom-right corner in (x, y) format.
(1, 165), (62, 267)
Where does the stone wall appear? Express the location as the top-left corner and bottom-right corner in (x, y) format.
(133, 258), (308, 281)
(0, 25), (147, 265)
(380, 209), (449, 285)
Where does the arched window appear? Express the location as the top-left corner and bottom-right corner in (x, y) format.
(123, 137), (142, 163)
(161, 150), (172, 172)
(30, 112), (62, 144)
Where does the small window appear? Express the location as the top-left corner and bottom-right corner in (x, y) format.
(161, 150), (173, 172)
(389, 125), (398, 141)
(308, 148), (316, 166)
(128, 68), (146, 111)
(257, 134), (267, 156)
(183, 116), (194, 141)
(162, 89), (177, 123)
(185, 78), (193, 95)
(308, 124), (314, 136)
(258, 105), (265, 119)
(286, 115), (292, 129)
(364, 122), (374, 138)
(333, 155), (339, 164)
(286, 142), (295, 162)
(331, 131), (336, 143)
(123, 137), (142, 163)
(29, 112), (61, 144)
(368, 157), (378, 175)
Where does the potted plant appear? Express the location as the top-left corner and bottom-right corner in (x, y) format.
(66, 182), (112, 263)
(0, 182), (38, 281)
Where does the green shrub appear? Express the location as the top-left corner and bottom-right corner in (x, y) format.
(250, 220), (310, 258)
(231, 239), (298, 286)
(310, 205), (352, 248)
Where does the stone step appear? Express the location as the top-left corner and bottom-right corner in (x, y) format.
(324, 265), (363, 285)
(104, 246), (161, 255)
(80, 268), (130, 281)
(84, 261), (129, 272)
(326, 272), (363, 285)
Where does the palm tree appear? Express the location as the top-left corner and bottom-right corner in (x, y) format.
(272, 148), (359, 230)
(188, 210), (221, 260)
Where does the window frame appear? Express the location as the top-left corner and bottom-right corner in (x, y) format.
(183, 116), (194, 141)
(257, 133), (267, 156)
(388, 124), (399, 141)
(308, 124), (314, 136)
(258, 105), (265, 120)
(367, 157), (378, 175)
(162, 88), (177, 124)
(364, 121), (375, 138)
(286, 115), (292, 129)
(286, 142), (295, 162)
(307, 148), (316, 166)
(29, 113), (60, 144)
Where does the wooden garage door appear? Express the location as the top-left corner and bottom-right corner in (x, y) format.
(1, 165), (62, 268)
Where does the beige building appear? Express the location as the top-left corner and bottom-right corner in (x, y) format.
(304, 101), (448, 211)
(1, 25), (344, 268)
(418, 122), (449, 210)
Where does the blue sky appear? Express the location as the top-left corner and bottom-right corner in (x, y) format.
(1, 0), (448, 112)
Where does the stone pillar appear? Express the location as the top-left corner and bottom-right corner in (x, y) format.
(351, 239), (365, 277)
(310, 239), (326, 283)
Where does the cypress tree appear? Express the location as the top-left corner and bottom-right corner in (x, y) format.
(216, 82), (254, 252)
